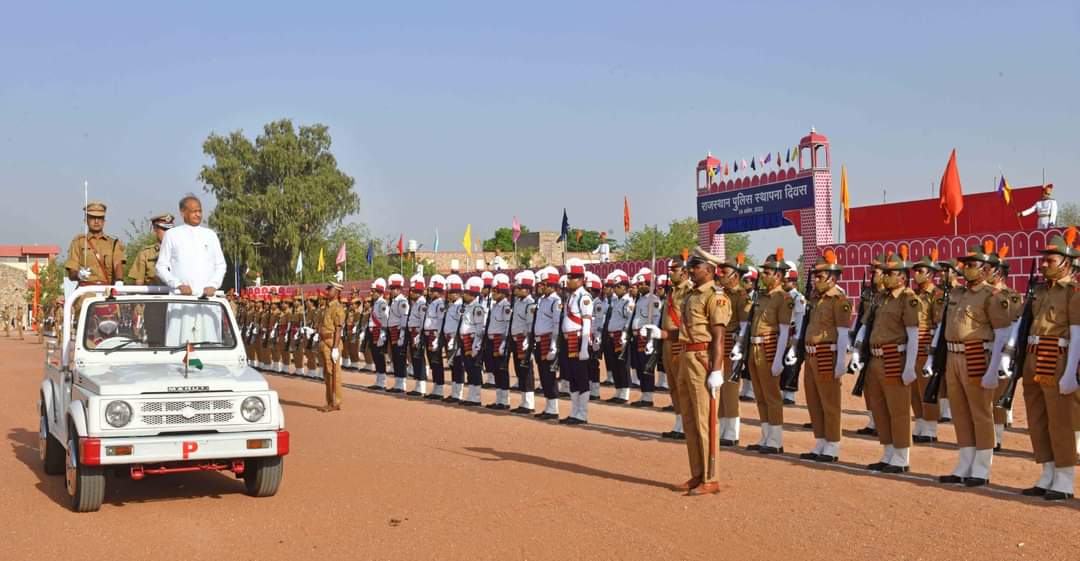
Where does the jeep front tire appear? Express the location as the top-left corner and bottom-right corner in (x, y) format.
(39, 402), (64, 475)
(66, 427), (104, 512)
(243, 456), (283, 497)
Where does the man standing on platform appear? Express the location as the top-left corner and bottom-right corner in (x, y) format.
(1019, 184), (1057, 230)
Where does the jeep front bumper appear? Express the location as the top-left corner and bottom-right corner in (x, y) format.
(79, 430), (289, 465)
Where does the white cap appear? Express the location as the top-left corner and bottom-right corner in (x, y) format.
(429, 274), (446, 290)
(445, 274), (464, 291)
(564, 257), (586, 276)
(515, 270), (536, 287)
(493, 273), (511, 290)
(480, 270), (495, 287)
(388, 273), (405, 288)
(465, 276), (484, 294)
(409, 273), (426, 290)
(372, 278), (387, 291)
(558, 274), (568, 288)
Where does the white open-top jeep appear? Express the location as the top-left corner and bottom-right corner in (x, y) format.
(39, 285), (288, 512)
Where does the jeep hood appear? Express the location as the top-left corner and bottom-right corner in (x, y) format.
(77, 363), (269, 396)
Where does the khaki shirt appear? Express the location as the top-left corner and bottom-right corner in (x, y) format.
(870, 287), (919, 346)
(677, 280), (732, 344)
(805, 286), (851, 345)
(661, 279), (692, 332)
(65, 233), (125, 284)
(127, 243), (161, 285)
(913, 284), (943, 331)
(944, 282), (1012, 342)
(723, 284), (750, 332)
(320, 301), (346, 340)
(1029, 279), (1078, 338)
(995, 282), (1023, 323)
(751, 284), (793, 337)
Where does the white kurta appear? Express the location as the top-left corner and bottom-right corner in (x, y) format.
(1020, 198), (1057, 229)
(155, 224), (228, 347)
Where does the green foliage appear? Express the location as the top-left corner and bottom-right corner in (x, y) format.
(199, 119), (359, 283)
(1059, 202), (1080, 228)
(30, 257), (64, 309)
(566, 229), (615, 253)
(121, 217), (159, 284)
(623, 218), (749, 264)
(484, 226), (530, 252)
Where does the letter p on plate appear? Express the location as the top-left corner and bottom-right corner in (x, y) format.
(182, 441), (199, 459)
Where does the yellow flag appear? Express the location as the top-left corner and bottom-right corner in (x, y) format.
(840, 165), (850, 224)
(317, 247), (326, 272)
(462, 224), (473, 258)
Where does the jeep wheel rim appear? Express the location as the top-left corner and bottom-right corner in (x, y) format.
(65, 439), (77, 496)
(38, 415), (47, 463)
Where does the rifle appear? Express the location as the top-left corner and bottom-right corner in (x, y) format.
(447, 299), (466, 362)
(433, 297), (449, 356)
(995, 259), (1038, 409)
(545, 293), (566, 376)
(599, 293), (614, 353)
(263, 319), (277, 348)
(850, 294), (879, 397)
(921, 280), (952, 404)
(780, 274), (814, 392)
(522, 297), (539, 371)
(497, 292), (518, 371)
(476, 296), (495, 359)
(412, 297), (430, 362)
(729, 275), (761, 382)
(643, 295), (664, 373)
(618, 295), (639, 362)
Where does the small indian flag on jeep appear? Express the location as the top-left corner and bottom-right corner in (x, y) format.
(184, 342), (204, 373)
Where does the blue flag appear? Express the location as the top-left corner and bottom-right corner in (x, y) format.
(365, 241), (375, 265)
(434, 227), (440, 253)
(556, 208), (570, 242)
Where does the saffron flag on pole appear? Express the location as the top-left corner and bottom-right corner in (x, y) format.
(317, 247), (325, 272)
(397, 234), (404, 256)
(463, 224), (473, 258)
(997, 175), (1012, 205)
(623, 196), (631, 233)
(335, 243), (346, 267)
(841, 165), (851, 224)
(512, 216), (521, 243)
(938, 149), (964, 224)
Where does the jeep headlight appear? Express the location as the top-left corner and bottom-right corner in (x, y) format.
(105, 401), (132, 428)
(241, 396), (265, 422)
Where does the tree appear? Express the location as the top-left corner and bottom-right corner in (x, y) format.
(121, 217), (158, 283)
(199, 119), (360, 283)
(623, 218), (751, 264)
(29, 257), (64, 310)
(566, 229), (616, 253)
(1058, 202), (1080, 227)
(484, 226), (530, 252)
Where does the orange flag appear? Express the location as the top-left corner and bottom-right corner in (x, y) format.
(938, 149), (964, 224)
(623, 196), (631, 233)
(840, 165), (850, 223)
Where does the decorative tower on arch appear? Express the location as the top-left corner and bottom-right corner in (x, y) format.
(797, 128), (834, 274)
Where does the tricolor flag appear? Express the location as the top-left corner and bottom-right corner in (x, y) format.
(184, 342), (203, 372)
(997, 175), (1012, 205)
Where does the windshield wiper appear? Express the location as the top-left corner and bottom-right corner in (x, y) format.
(169, 341), (225, 353)
(103, 340), (139, 354)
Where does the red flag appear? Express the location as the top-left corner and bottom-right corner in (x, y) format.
(512, 216), (521, 243)
(938, 149), (964, 224)
(623, 196), (631, 233)
(397, 234), (404, 255)
(335, 243), (347, 266)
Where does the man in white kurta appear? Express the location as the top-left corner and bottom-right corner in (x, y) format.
(156, 196), (228, 346)
(1018, 184), (1058, 230)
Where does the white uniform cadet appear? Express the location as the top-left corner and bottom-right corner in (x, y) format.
(406, 273), (428, 395)
(368, 279), (390, 389)
(460, 276), (489, 405)
(534, 266), (563, 418)
(511, 270), (537, 412)
(559, 258), (594, 424)
(1019, 188), (1058, 230)
(387, 273), (410, 392)
(423, 275), (447, 398)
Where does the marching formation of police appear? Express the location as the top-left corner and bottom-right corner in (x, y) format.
(57, 201), (1080, 499)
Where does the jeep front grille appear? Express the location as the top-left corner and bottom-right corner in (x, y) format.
(138, 399), (236, 426)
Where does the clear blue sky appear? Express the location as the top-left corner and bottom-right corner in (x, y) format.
(2, 1), (1077, 260)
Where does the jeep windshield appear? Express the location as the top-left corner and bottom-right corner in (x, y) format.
(83, 300), (237, 352)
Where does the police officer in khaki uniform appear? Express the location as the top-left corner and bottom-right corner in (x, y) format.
(65, 202), (126, 285)
(1021, 229), (1079, 500)
(910, 251), (945, 444)
(861, 247), (919, 473)
(320, 281), (347, 411)
(642, 257), (692, 440)
(799, 249), (850, 463)
(938, 242), (1013, 488)
(745, 249), (793, 454)
(716, 253), (750, 446)
(306, 293), (321, 376)
(988, 247), (1022, 450)
(673, 247), (731, 496)
(127, 213), (174, 285)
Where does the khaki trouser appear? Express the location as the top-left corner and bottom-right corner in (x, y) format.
(676, 349), (718, 483)
(805, 350), (843, 442)
(662, 336), (681, 415)
(293, 341), (306, 370)
(910, 353), (939, 421)
(320, 339), (342, 407)
(1022, 350), (1076, 467)
(257, 336), (271, 365)
(946, 350), (995, 450)
(306, 345), (318, 371)
(349, 336), (362, 364)
(717, 334), (739, 419)
(865, 354), (912, 449)
(749, 343), (783, 425)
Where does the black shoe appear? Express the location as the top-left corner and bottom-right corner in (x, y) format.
(783, 398), (795, 406)
(882, 465), (909, 474)
(1021, 486), (1048, 497)
(495, 404), (511, 411)
(630, 400), (654, 408)
(632, 383), (641, 389)
(867, 462), (888, 471)
(738, 396), (754, 402)
(938, 475), (964, 484)
(719, 439), (739, 447)
(855, 427), (877, 436)
(801, 422), (813, 429)
(939, 416), (952, 423)
(511, 407), (534, 415)
(601, 380), (614, 386)
(661, 405), (675, 412)
(814, 455), (839, 463)
(799, 452), (820, 460)
(759, 446), (784, 455)
(559, 391), (571, 398)
(746, 444), (762, 452)
(443, 396), (460, 403)
(964, 477), (988, 487)
(368, 384), (384, 391)
(589, 395), (599, 401)
(913, 435), (939, 444)
(388, 388), (404, 394)
(605, 397), (628, 405)
(534, 412), (558, 420)
(483, 383), (495, 389)
(484, 403), (500, 409)
(423, 394), (442, 400)
(406, 391), (422, 396)
(461, 401), (480, 407)
(661, 431), (685, 440)
(1044, 490), (1074, 501)
(563, 417), (586, 425)
(994, 444), (1002, 452)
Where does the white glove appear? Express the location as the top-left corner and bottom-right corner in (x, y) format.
(430, 337), (439, 352)
(580, 343), (590, 361)
(1060, 373), (1080, 395)
(471, 339), (482, 356)
(77, 267), (91, 281)
(498, 341), (506, 355)
(520, 337), (530, 352)
(784, 346), (797, 366)
(397, 331), (405, 347)
(729, 344), (743, 363)
(445, 338), (455, 352)
(413, 334), (421, 347)
(922, 359), (934, 378)
(644, 339), (654, 355)
(849, 349), (863, 374)
(902, 365), (917, 386)
(707, 370), (723, 390)
(376, 332), (386, 347)
(545, 341), (558, 361)
(619, 331), (627, 347)
(833, 351), (847, 379)
(771, 325), (790, 377)
(331, 348), (340, 362)
(999, 354), (1012, 379)
(114, 280), (124, 287)
(639, 324), (662, 339)
(980, 368), (999, 390)
(357, 330), (365, 344)
(590, 335), (601, 352)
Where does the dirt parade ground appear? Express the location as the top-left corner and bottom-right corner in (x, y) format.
(2, 335), (1077, 561)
